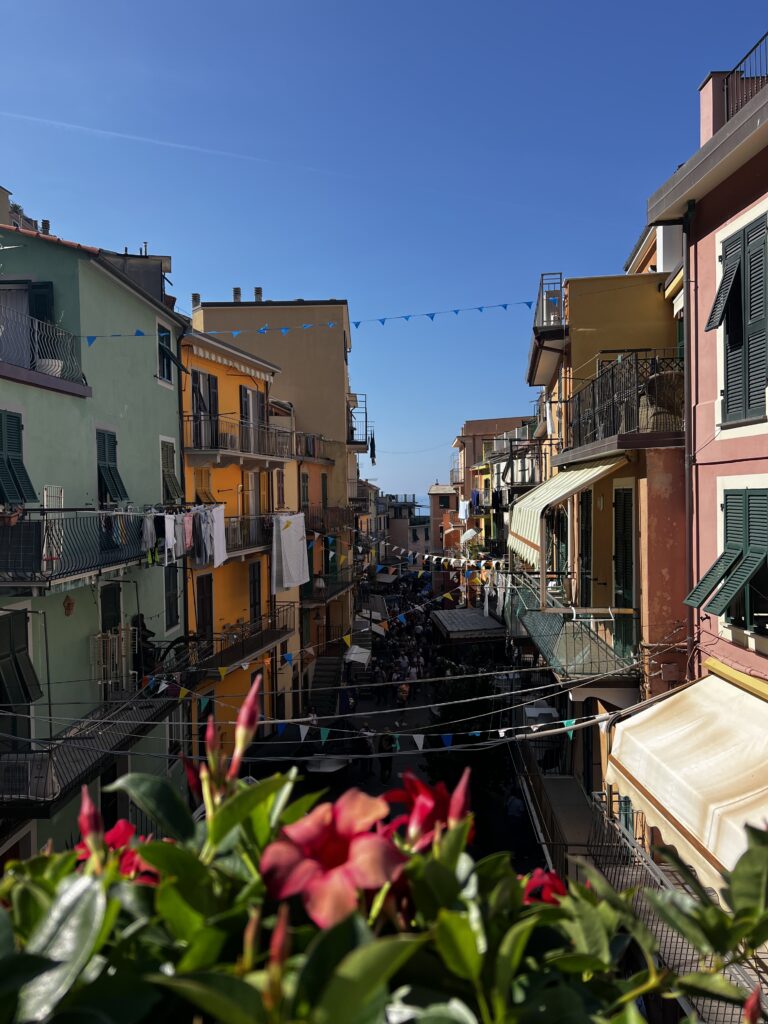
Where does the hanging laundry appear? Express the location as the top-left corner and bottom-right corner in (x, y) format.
(164, 514), (175, 559)
(211, 505), (228, 568)
(183, 512), (194, 551)
(174, 514), (185, 558)
(459, 499), (470, 521)
(271, 513), (310, 590)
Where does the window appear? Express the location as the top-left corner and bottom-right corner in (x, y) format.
(439, 495), (450, 509)
(300, 473), (310, 508)
(158, 325), (173, 383)
(194, 468), (217, 504)
(165, 564), (180, 629)
(321, 473), (328, 509)
(276, 468), (285, 508)
(412, 529), (418, 543)
(0, 411), (37, 505)
(100, 583), (121, 633)
(424, 527), (429, 541)
(248, 561), (262, 622)
(685, 489), (768, 631)
(168, 703), (185, 755)
(96, 430), (129, 504)
(191, 371), (219, 447)
(0, 611), (42, 708)
(707, 216), (767, 423)
(161, 440), (183, 503)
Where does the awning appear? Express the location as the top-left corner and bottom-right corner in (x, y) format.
(568, 685), (639, 708)
(344, 645), (371, 667)
(430, 608), (506, 640)
(375, 573), (397, 585)
(508, 457), (626, 569)
(606, 658), (768, 893)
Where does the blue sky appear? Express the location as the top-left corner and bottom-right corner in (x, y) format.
(2, 1), (765, 493)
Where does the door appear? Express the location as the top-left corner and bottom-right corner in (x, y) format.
(195, 574), (214, 640)
(321, 473), (328, 509)
(248, 560), (262, 623)
(613, 487), (634, 658)
(579, 490), (592, 607)
(100, 583), (121, 633)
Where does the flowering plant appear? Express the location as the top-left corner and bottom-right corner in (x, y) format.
(0, 676), (765, 1023)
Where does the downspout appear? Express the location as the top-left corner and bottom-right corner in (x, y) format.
(682, 201), (696, 676)
(177, 327), (190, 640)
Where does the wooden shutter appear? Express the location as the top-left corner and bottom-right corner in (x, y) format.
(613, 488), (633, 607)
(321, 473), (328, 509)
(240, 385), (249, 422)
(191, 370), (204, 413)
(10, 611), (42, 703)
(745, 218), (767, 419)
(705, 490), (768, 616)
(96, 430), (129, 502)
(579, 489), (592, 606)
(161, 440), (183, 503)
(705, 248), (740, 331)
(27, 282), (54, 324)
(207, 374), (219, 416)
(687, 491), (746, 607)
(0, 412), (36, 503)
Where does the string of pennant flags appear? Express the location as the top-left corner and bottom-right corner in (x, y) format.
(81, 299), (534, 345)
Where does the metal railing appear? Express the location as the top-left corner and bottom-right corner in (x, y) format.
(347, 393), (369, 446)
(589, 793), (765, 1023)
(0, 303), (83, 385)
(0, 686), (176, 806)
(534, 272), (565, 332)
(569, 353), (684, 450)
(225, 514), (273, 553)
(449, 466), (463, 485)
(301, 504), (355, 534)
(295, 432), (333, 461)
(724, 31), (768, 123)
(300, 568), (355, 603)
(0, 509), (144, 585)
(183, 415), (293, 460)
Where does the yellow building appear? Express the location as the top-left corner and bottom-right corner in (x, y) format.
(180, 330), (296, 753)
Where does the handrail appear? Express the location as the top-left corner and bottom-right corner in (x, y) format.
(0, 303), (83, 385)
(724, 30), (768, 122)
(183, 414), (293, 459)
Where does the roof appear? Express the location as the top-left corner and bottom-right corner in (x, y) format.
(200, 298), (348, 308)
(430, 608), (506, 640)
(0, 222), (100, 255)
(624, 224), (655, 273)
(428, 484), (457, 495)
(183, 329), (282, 376)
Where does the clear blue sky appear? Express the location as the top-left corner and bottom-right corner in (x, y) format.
(2, 1), (765, 493)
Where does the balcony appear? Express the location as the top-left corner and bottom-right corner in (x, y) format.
(347, 393), (370, 451)
(302, 504), (355, 535)
(163, 604), (295, 679)
(295, 432), (333, 462)
(724, 30), (768, 122)
(561, 352), (684, 461)
(0, 685), (176, 812)
(225, 514), (273, 556)
(0, 509), (144, 587)
(533, 272), (566, 334)
(0, 303), (87, 395)
(183, 414), (293, 466)
(589, 793), (762, 1024)
(300, 568), (355, 605)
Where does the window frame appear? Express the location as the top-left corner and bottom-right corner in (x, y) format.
(96, 429), (129, 504)
(157, 322), (174, 386)
(164, 562), (180, 632)
(160, 437), (184, 504)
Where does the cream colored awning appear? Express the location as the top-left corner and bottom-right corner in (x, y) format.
(606, 658), (768, 894)
(507, 457), (626, 570)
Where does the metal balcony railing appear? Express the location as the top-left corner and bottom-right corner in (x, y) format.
(0, 303), (83, 385)
(225, 514), (273, 554)
(724, 30), (768, 123)
(300, 568), (355, 603)
(301, 504), (355, 534)
(347, 393), (369, 447)
(589, 793), (764, 1024)
(0, 509), (144, 586)
(295, 432), (333, 461)
(569, 353), (684, 450)
(534, 272), (565, 332)
(183, 415), (293, 460)
(0, 685), (176, 807)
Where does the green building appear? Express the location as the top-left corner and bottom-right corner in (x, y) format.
(0, 223), (189, 858)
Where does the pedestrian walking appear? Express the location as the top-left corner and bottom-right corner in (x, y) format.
(378, 729), (395, 782)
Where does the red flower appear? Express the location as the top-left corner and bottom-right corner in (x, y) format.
(742, 985), (761, 1024)
(182, 754), (203, 801)
(386, 769), (472, 849)
(522, 868), (567, 905)
(260, 789), (405, 928)
(75, 818), (158, 886)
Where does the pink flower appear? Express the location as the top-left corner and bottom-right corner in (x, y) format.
(386, 770), (472, 849)
(205, 715), (219, 768)
(228, 674), (261, 780)
(75, 818), (158, 886)
(522, 868), (567, 905)
(78, 785), (103, 847)
(260, 789), (405, 927)
(742, 985), (761, 1024)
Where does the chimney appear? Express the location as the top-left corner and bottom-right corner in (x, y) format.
(41, 219), (50, 235)
(191, 292), (201, 308)
(254, 286), (263, 302)
(233, 287), (241, 303)
(699, 72), (729, 146)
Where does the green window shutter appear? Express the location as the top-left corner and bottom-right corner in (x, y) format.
(27, 282), (54, 324)
(745, 218), (767, 419)
(613, 487), (633, 607)
(684, 547), (742, 607)
(747, 489), (768, 548)
(705, 550), (765, 616)
(688, 490), (746, 608)
(161, 441), (183, 503)
(705, 253), (741, 331)
(96, 430), (129, 502)
(704, 489), (768, 616)
(96, 430), (107, 465)
(724, 490), (745, 547)
(11, 612), (42, 703)
(5, 413), (37, 503)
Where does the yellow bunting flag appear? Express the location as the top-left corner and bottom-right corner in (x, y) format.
(218, 667), (227, 680)
(418, 570), (424, 578)
(444, 592), (454, 601)
(339, 554), (346, 566)
(283, 520), (292, 530)
(178, 687), (189, 700)
(343, 633), (352, 647)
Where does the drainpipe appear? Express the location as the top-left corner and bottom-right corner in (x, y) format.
(682, 201), (696, 676)
(176, 327), (189, 640)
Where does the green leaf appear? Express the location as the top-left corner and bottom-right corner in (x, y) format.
(147, 972), (267, 1024)
(606, 1005), (647, 1024)
(314, 934), (426, 1024)
(655, 845), (715, 906)
(11, 882), (50, 940)
(644, 890), (714, 955)
(437, 820), (472, 873)
(0, 909), (13, 958)
(434, 910), (481, 982)
(267, 767), (298, 827)
(0, 954), (55, 996)
(19, 875), (106, 1022)
(294, 914), (373, 1013)
(155, 881), (204, 941)
(559, 896), (611, 964)
(724, 846), (768, 915)
(676, 971), (746, 1003)
(280, 788), (327, 826)
(208, 776), (288, 847)
(415, 1000), (479, 1023)
(52, 972), (160, 1024)
(136, 842), (214, 914)
(104, 773), (194, 842)
(495, 918), (536, 994)
(176, 926), (227, 973)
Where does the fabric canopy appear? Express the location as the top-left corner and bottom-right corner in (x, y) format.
(508, 457), (626, 569)
(606, 659), (768, 893)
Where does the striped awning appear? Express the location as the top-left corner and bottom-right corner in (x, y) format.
(507, 457), (626, 570)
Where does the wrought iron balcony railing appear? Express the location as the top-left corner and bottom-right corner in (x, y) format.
(569, 352), (684, 450)
(0, 303), (83, 386)
(301, 504), (355, 535)
(534, 272), (565, 333)
(225, 514), (273, 554)
(300, 568), (355, 603)
(347, 393), (369, 447)
(295, 432), (333, 461)
(0, 509), (144, 586)
(724, 30), (768, 123)
(183, 415), (293, 461)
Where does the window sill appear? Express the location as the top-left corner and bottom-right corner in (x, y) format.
(0, 363), (91, 398)
(718, 415), (768, 430)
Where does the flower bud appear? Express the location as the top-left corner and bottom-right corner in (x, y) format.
(205, 715), (219, 772)
(269, 903), (290, 970)
(448, 767), (471, 828)
(181, 754), (202, 801)
(227, 673), (261, 780)
(78, 785), (103, 850)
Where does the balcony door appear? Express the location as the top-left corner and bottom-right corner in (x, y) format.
(248, 560), (262, 623)
(192, 371), (219, 448)
(195, 574), (214, 640)
(613, 486), (634, 658)
(579, 490), (592, 607)
(100, 583), (122, 634)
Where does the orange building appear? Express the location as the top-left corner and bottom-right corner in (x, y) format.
(180, 330), (296, 752)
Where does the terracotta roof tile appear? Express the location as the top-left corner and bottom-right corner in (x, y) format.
(0, 222), (100, 255)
